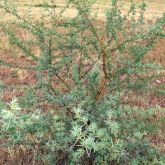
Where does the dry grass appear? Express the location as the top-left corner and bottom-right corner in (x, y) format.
(0, 0), (165, 21)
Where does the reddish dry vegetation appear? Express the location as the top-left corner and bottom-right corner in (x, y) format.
(0, 147), (44, 165)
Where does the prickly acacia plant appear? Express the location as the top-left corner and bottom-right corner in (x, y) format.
(0, 0), (165, 164)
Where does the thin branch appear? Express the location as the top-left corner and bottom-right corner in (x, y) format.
(95, 78), (106, 100)
(73, 0), (107, 79)
(110, 33), (147, 53)
(1, 27), (38, 61)
(80, 57), (99, 79)
(73, 0), (108, 100)
(0, 60), (36, 70)
(51, 70), (71, 90)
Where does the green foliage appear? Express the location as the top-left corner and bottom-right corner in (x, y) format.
(0, 0), (165, 164)
(1, 96), (165, 164)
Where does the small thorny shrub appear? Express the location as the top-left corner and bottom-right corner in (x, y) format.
(0, 0), (165, 164)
